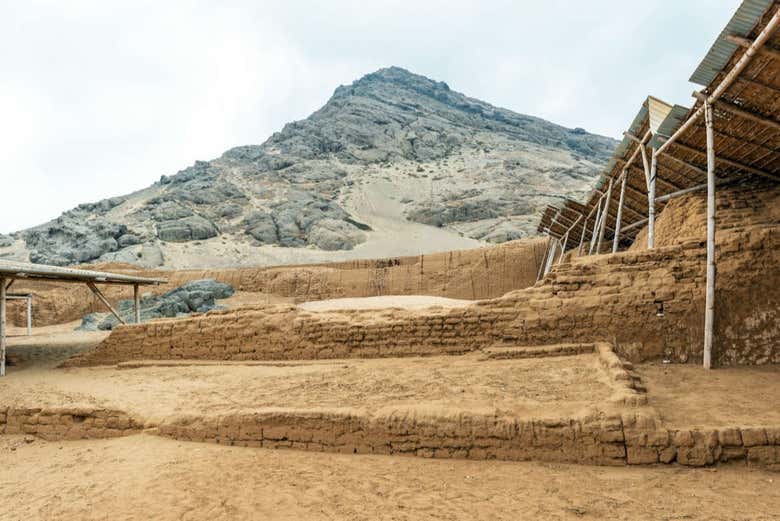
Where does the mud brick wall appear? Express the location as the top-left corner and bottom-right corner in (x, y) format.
(8, 237), (546, 327)
(66, 181), (780, 367)
(68, 226), (777, 367)
(155, 409), (780, 468)
(0, 407), (142, 440)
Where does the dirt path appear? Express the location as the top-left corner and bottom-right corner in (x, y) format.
(1, 434), (778, 521)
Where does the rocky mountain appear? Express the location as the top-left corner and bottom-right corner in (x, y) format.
(0, 67), (618, 268)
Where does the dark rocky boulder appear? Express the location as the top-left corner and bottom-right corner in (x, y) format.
(79, 279), (234, 331)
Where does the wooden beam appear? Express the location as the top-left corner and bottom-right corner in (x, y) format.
(693, 90), (780, 132)
(613, 171), (629, 253)
(726, 34), (780, 62)
(133, 284), (141, 324)
(668, 141), (780, 182)
(537, 239), (551, 282)
(86, 282), (126, 326)
(703, 99), (716, 370)
(648, 149), (658, 249)
(597, 178), (614, 254)
(0, 277), (6, 376)
(621, 218), (648, 233)
(656, 9), (780, 157)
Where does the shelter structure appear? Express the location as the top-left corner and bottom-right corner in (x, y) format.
(0, 260), (165, 376)
(537, 0), (780, 368)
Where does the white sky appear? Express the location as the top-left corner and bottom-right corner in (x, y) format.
(0, 0), (739, 233)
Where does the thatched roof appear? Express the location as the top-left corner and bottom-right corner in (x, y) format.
(540, 1), (779, 251)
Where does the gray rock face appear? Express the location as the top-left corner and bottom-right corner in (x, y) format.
(11, 66), (618, 267)
(157, 215), (219, 242)
(22, 206), (131, 266)
(0, 234), (13, 248)
(79, 279), (234, 331)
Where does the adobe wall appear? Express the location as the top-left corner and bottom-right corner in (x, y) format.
(67, 225), (778, 368)
(7, 237), (546, 327)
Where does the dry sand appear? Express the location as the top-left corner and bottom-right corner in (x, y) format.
(2, 329), (611, 423)
(3, 328), (780, 520)
(2, 434), (778, 521)
(638, 362), (780, 428)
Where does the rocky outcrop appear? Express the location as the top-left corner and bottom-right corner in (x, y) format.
(3, 67), (617, 268)
(79, 279), (234, 331)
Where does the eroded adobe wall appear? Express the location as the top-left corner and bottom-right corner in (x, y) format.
(67, 226), (778, 367)
(64, 180), (780, 367)
(7, 238), (547, 327)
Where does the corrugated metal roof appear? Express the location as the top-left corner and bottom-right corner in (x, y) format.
(647, 96), (673, 135)
(648, 102), (689, 150)
(689, 0), (774, 86)
(594, 101), (648, 193)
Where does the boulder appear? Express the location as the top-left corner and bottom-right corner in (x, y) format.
(79, 279), (234, 331)
(157, 215), (218, 242)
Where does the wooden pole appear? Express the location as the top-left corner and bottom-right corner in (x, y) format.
(578, 216), (588, 256)
(597, 178), (613, 254)
(134, 284), (141, 324)
(613, 171), (628, 253)
(537, 238), (551, 282)
(648, 148), (657, 249)
(543, 240), (558, 278)
(26, 296), (32, 336)
(86, 282), (126, 325)
(655, 9), (780, 158)
(0, 277), (6, 376)
(703, 99), (716, 370)
(589, 196), (604, 254)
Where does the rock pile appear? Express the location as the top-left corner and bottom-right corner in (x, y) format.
(79, 279), (234, 331)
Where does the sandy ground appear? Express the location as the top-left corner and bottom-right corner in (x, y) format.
(637, 362), (780, 428)
(2, 329), (780, 520)
(1, 434), (778, 521)
(2, 331), (611, 423)
(298, 295), (474, 311)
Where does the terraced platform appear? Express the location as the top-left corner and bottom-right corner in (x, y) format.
(2, 330), (779, 469)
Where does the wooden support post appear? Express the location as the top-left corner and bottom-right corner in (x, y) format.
(26, 296), (32, 336)
(613, 171), (628, 253)
(557, 235), (569, 265)
(134, 284), (141, 324)
(648, 148), (657, 249)
(596, 178), (613, 254)
(537, 238), (551, 282)
(86, 282), (126, 326)
(0, 277), (7, 376)
(578, 216), (588, 256)
(703, 100), (716, 370)
(543, 240), (558, 278)
(589, 197), (604, 255)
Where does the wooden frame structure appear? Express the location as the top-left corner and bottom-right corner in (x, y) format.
(0, 260), (165, 376)
(538, 1), (780, 368)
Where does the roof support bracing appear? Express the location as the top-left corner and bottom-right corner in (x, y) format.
(693, 90), (780, 132)
(657, 7), (780, 157)
(667, 141), (780, 182)
(726, 34), (780, 62)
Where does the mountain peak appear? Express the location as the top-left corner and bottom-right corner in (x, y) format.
(3, 68), (618, 269)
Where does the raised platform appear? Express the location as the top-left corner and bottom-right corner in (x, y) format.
(2, 332), (779, 469)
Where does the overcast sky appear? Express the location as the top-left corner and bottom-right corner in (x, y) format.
(1, 0), (739, 233)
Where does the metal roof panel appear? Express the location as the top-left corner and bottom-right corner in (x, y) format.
(689, 0), (774, 86)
